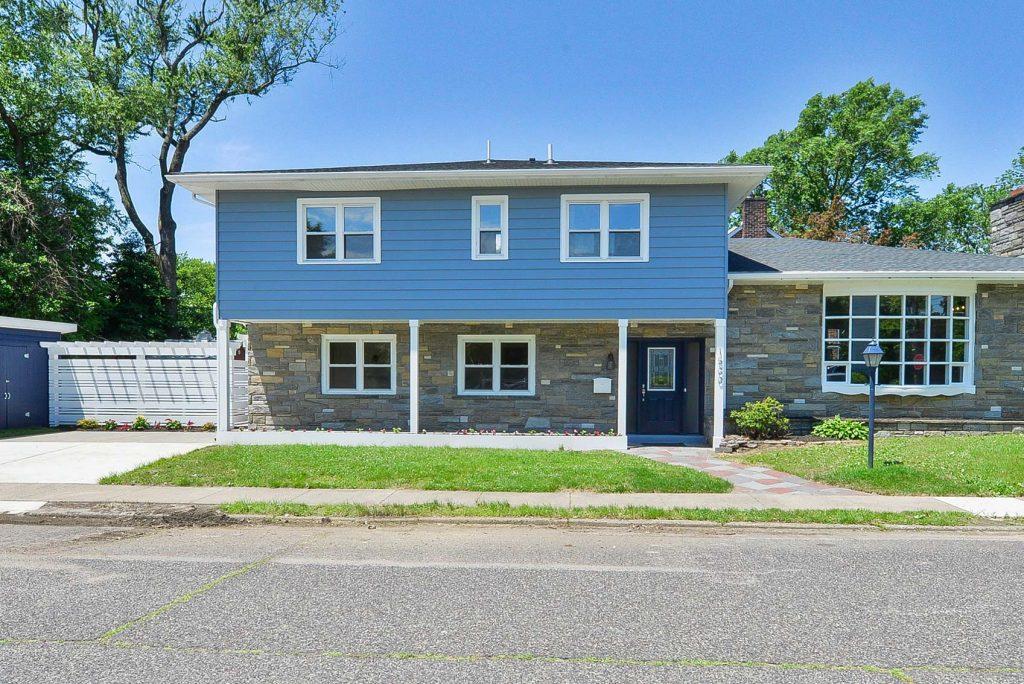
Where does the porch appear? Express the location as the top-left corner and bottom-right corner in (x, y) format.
(215, 318), (728, 450)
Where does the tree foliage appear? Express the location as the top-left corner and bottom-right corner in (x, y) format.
(68, 0), (342, 313)
(725, 79), (939, 239)
(99, 235), (175, 341)
(176, 253), (215, 337)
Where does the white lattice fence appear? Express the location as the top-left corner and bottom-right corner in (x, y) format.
(42, 342), (247, 427)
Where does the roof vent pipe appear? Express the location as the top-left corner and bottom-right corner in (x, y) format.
(546, 143), (554, 165)
(485, 139), (492, 164)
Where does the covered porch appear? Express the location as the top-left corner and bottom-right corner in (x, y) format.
(214, 317), (728, 450)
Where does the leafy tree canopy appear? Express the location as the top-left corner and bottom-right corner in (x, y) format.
(176, 254), (215, 338)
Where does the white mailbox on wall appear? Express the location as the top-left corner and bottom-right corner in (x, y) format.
(593, 377), (612, 394)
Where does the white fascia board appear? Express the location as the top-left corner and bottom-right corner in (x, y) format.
(728, 271), (1024, 282)
(0, 316), (77, 334)
(167, 165), (771, 206)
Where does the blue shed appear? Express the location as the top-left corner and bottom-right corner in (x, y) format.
(0, 316), (77, 429)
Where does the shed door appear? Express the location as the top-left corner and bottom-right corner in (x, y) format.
(2, 345), (44, 429)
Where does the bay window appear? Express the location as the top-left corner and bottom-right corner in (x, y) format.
(822, 287), (974, 395)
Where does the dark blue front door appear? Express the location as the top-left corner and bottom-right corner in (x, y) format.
(630, 339), (704, 436)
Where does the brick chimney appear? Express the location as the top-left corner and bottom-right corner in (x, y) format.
(736, 196), (770, 238)
(990, 187), (1024, 257)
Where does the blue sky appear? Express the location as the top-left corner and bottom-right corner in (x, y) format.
(86, 0), (1024, 261)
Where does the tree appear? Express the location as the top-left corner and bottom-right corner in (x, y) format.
(0, 0), (114, 337)
(995, 146), (1024, 196)
(176, 254), (215, 337)
(100, 235), (175, 341)
(69, 0), (341, 317)
(724, 79), (939, 239)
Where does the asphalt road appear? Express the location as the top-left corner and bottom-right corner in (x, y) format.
(0, 521), (1022, 683)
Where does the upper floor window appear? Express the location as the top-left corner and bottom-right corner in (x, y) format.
(297, 197), (381, 264)
(471, 195), (508, 260)
(822, 288), (974, 396)
(560, 193), (650, 262)
(321, 334), (396, 395)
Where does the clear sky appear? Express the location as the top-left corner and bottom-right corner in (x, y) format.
(86, 0), (1024, 261)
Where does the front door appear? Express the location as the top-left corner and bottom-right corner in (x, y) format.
(631, 339), (703, 436)
(1, 345), (41, 429)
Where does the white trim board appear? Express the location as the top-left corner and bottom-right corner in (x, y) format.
(217, 430), (627, 452)
(0, 316), (77, 334)
(731, 271), (1024, 283)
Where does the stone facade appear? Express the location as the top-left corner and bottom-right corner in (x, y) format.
(726, 283), (1024, 431)
(989, 188), (1024, 257)
(247, 321), (720, 435)
(248, 322), (621, 432)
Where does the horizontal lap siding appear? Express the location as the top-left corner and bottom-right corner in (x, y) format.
(216, 185), (728, 321)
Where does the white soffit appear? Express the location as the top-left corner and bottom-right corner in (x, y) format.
(0, 315), (77, 334)
(168, 165), (771, 210)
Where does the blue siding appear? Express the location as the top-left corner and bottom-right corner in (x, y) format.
(216, 184), (729, 320)
(0, 327), (59, 428)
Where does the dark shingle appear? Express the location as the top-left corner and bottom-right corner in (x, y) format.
(729, 238), (1024, 274)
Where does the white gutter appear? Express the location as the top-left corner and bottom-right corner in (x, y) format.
(729, 271), (1024, 282)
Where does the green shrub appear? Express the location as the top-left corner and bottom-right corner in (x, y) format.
(201, 421), (216, 432)
(130, 416), (151, 431)
(103, 419), (118, 431)
(812, 415), (868, 440)
(730, 397), (790, 439)
(76, 418), (100, 430)
(165, 418), (183, 431)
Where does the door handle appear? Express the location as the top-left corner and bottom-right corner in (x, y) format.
(640, 384), (647, 401)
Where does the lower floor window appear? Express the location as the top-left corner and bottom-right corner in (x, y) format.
(321, 334), (396, 394)
(457, 335), (535, 396)
(822, 291), (973, 392)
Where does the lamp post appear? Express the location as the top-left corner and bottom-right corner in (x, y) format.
(862, 340), (883, 469)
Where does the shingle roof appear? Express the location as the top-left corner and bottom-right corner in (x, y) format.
(728, 238), (1024, 274)
(171, 159), (734, 176)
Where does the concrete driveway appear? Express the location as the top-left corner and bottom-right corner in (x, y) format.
(0, 431), (213, 484)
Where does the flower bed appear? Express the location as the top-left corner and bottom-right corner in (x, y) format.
(76, 417), (216, 432)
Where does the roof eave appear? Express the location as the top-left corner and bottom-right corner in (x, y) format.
(167, 165), (771, 207)
(0, 315), (78, 334)
(729, 270), (1024, 282)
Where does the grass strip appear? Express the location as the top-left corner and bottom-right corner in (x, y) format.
(219, 501), (977, 527)
(100, 444), (732, 493)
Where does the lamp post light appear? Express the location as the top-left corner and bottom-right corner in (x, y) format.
(862, 340), (884, 469)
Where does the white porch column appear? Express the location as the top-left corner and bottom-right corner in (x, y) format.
(215, 306), (232, 433)
(409, 319), (420, 433)
(617, 319), (628, 438)
(712, 318), (727, 449)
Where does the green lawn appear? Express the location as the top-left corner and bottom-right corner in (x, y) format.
(101, 444), (732, 493)
(735, 435), (1024, 496)
(220, 501), (977, 527)
(0, 427), (63, 440)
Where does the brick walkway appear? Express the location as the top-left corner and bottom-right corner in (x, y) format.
(630, 446), (865, 496)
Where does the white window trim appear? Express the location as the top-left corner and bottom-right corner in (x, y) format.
(471, 195), (509, 260)
(819, 281), (976, 397)
(456, 334), (536, 397)
(646, 346), (676, 392)
(297, 197), (382, 265)
(559, 193), (650, 263)
(321, 334), (397, 395)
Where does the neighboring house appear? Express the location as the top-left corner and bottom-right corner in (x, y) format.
(168, 161), (1024, 448)
(0, 316), (77, 429)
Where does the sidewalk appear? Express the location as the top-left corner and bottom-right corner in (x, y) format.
(2, 482), (1023, 517)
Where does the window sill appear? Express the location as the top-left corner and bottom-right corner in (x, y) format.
(457, 391), (535, 398)
(298, 258), (381, 265)
(322, 389), (397, 396)
(560, 256), (648, 263)
(822, 383), (976, 397)
(471, 254), (509, 261)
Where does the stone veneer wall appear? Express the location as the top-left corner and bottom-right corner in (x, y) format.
(248, 321), (719, 434)
(248, 322), (620, 432)
(726, 283), (1024, 431)
(248, 323), (411, 430)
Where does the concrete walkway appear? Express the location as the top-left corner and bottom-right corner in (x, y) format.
(630, 446), (864, 495)
(1, 481), (1021, 516)
(0, 432), (213, 484)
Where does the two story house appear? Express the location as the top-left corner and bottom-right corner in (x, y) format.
(169, 161), (1024, 449)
